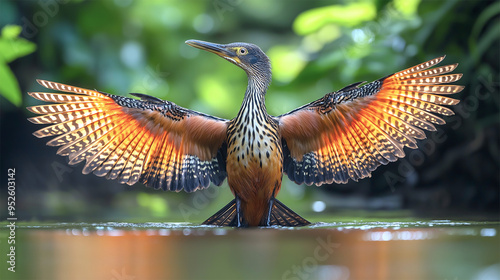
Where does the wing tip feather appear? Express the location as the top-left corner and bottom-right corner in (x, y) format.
(26, 106), (38, 114)
(32, 131), (44, 138)
(436, 54), (446, 62)
(27, 116), (40, 124)
(36, 79), (50, 89)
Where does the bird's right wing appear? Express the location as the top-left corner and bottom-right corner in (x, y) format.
(276, 56), (463, 186)
(28, 80), (229, 192)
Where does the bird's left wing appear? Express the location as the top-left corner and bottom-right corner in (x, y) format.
(276, 56), (463, 185)
(28, 80), (228, 192)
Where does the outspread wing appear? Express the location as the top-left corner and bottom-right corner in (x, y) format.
(277, 56), (463, 185)
(28, 80), (228, 192)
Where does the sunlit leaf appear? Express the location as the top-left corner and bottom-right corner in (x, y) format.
(197, 74), (239, 116)
(0, 25), (37, 63)
(0, 63), (22, 106)
(393, 0), (421, 16)
(268, 45), (306, 83)
(0, 25), (36, 107)
(293, 2), (377, 35)
(1, 25), (22, 39)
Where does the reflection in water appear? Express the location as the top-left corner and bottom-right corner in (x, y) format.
(3, 221), (499, 280)
(481, 228), (497, 237)
(365, 230), (433, 241)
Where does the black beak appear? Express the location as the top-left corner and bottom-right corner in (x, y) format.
(185, 40), (234, 59)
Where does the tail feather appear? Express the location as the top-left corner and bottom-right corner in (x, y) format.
(203, 198), (310, 227)
(267, 199), (310, 227)
(202, 199), (238, 226)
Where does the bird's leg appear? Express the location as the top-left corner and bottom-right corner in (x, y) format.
(266, 196), (275, 226)
(235, 195), (245, 227)
(265, 188), (278, 226)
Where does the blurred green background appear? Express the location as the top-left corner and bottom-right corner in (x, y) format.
(0, 0), (498, 223)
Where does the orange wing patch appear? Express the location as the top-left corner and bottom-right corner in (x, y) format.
(278, 56), (463, 185)
(28, 80), (228, 192)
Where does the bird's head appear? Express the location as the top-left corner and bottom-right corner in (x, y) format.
(186, 40), (272, 88)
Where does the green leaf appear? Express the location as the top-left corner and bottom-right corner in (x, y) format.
(1, 25), (22, 39)
(0, 25), (37, 107)
(196, 74), (240, 116)
(393, 0), (421, 16)
(0, 38), (37, 63)
(267, 45), (306, 83)
(470, 2), (500, 43)
(474, 19), (500, 62)
(0, 25), (37, 63)
(0, 63), (22, 107)
(293, 2), (377, 35)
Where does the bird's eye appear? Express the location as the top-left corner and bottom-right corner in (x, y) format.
(238, 48), (248, 55)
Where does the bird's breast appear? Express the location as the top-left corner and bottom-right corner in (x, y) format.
(226, 116), (283, 202)
(227, 117), (281, 168)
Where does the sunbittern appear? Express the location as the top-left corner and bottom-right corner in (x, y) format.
(28, 40), (463, 227)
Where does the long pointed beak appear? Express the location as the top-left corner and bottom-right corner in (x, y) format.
(185, 40), (233, 58)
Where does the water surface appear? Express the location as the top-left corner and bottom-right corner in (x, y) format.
(2, 220), (499, 280)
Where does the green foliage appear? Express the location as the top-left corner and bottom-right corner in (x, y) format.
(0, 25), (36, 107)
(293, 2), (377, 35)
(137, 193), (169, 217)
(393, 0), (421, 16)
(469, 1), (500, 62)
(267, 45), (307, 83)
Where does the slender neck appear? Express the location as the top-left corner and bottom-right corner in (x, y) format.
(247, 71), (271, 96)
(237, 75), (269, 119)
